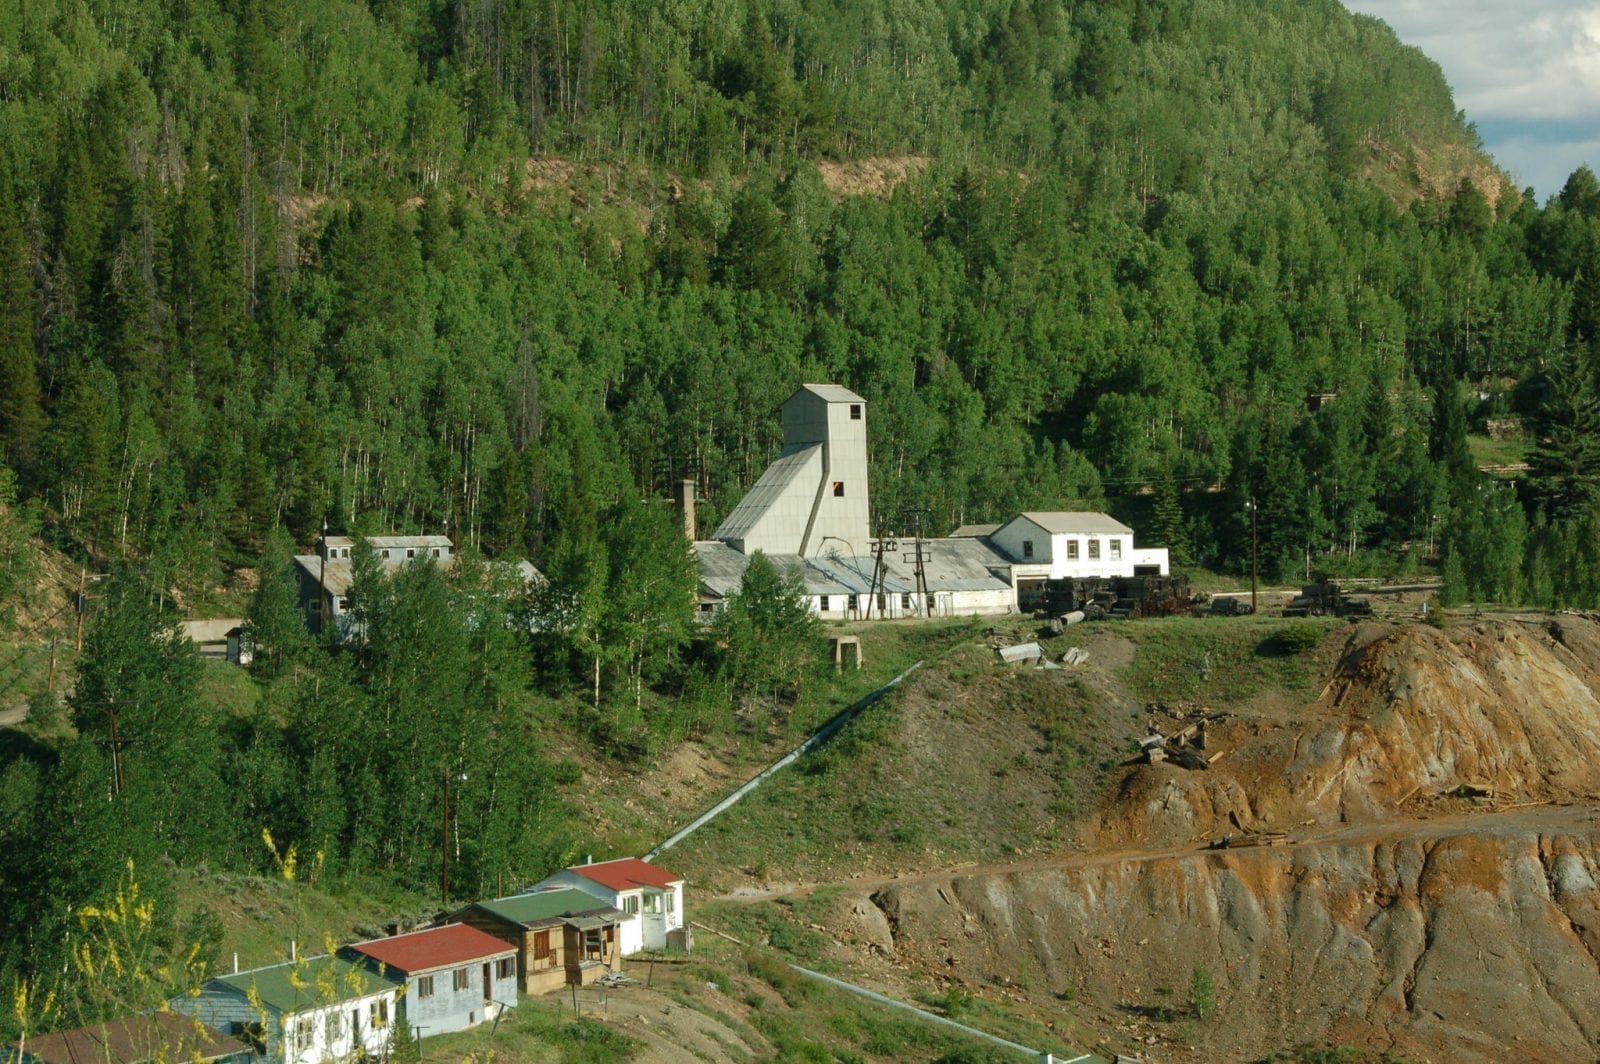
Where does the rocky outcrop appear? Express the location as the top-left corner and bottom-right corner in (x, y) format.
(872, 810), (1600, 1062)
(1093, 620), (1600, 848)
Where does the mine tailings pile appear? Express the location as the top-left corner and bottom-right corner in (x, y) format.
(873, 618), (1600, 1061)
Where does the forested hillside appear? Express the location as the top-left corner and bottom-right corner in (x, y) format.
(7, 0), (1600, 1040)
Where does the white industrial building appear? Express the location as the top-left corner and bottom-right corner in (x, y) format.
(693, 385), (1169, 619)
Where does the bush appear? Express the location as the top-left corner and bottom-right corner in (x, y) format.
(1272, 622), (1323, 654)
(1188, 965), (1215, 1019)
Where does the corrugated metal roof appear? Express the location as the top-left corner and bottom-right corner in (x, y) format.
(216, 956), (398, 1015)
(345, 924), (514, 976)
(468, 890), (621, 929)
(711, 443), (821, 544)
(792, 383), (865, 404)
(567, 858), (683, 892)
(873, 537), (1013, 592)
(294, 556), (355, 595)
(9, 1013), (251, 1064)
(365, 536), (453, 548)
(695, 538), (1012, 597)
(1012, 512), (1133, 535)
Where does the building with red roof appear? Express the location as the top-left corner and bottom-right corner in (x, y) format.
(342, 924), (517, 1035)
(529, 858), (688, 957)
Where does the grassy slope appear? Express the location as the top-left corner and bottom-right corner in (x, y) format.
(408, 934), (1082, 1064)
(666, 613), (1343, 893)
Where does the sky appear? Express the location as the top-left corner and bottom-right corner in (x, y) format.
(1342, 0), (1600, 202)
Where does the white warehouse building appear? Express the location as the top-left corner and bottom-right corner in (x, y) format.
(693, 385), (1169, 618)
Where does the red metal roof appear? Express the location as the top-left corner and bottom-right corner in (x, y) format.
(347, 923), (515, 975)
(568, 857), (683, 892)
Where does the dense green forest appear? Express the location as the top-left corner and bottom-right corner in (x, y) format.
(7, 0), (1600, 1033)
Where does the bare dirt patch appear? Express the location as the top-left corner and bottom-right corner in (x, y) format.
(816, 156), (931, 199)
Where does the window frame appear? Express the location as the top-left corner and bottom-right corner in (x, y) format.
(1066, 540), (1080, 560)
(417, 974), (435, 999)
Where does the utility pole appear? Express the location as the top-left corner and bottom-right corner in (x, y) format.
(1250, 496), (1259, 615)
(866, 517), (897, 618)
(318, 520), (328, 642)
(109, 701), (125, 795)
(441, 767), (451, 907)
(98, 699), (138, 796)
(74, 569), (87, 651)
(906, 508), (933, 618)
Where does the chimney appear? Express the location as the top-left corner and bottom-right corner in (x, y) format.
(233, 953), (239, 974)
(674, 479), (696, 541)
(290, 940), (297, 962)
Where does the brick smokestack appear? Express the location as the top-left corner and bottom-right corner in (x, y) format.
(675, 478), (696, 540)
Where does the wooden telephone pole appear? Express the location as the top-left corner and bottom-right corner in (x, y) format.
(866, 517), (897, 619)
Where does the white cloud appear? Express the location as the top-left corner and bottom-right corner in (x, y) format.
(1344, 1), (1600, 197)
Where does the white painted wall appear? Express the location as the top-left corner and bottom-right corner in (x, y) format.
(784, 390), (870, 555)
(535, 873), (685, 957)
(992, 518), (1150, 580)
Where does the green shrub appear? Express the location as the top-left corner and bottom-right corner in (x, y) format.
(1272, 622), (1323, 654)
(1189, 965), (1216, 1019)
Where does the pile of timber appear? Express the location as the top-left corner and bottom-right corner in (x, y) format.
(1136, 705), (1228, 770)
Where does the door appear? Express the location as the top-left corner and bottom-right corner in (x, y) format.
(482, 962), (492, 1004)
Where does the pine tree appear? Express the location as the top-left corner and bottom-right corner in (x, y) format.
(0, 165), (43, 475)
(247, 527), (311, 676)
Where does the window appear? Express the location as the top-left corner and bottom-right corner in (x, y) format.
(431, 548), (440, 558)
(336, 597), (349, 611)
(644, 893), (661, 914)
(832, 481), (844, 497)
(407, 548), (416, 559)
(496, 957), (514, 979)
(232, 1022), (266, 1052)
(325, 1012), (343, 1044)
(901, 593), (912, 611)
(533, 929), (552, 960)
(370, 1000), (388, 1029)
(382, 550), (391, 559)
(1022, 539), (1034, 559)
(850, 404), (861, 420)
(665, 891), (675, 914)
(453, 967), (470, 992)
(819, 595), (830, 612)
(1066, 540), (1080, 560)
(417, 975), (435, 999)
(1088, 539), (1100, 560)
(847, 594), (858, 612)
(293, 1021), (313, 1053)
(341, 547), (350, 558)
(623, 894), (640, 915)
(1110, 539), (1122, 559)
